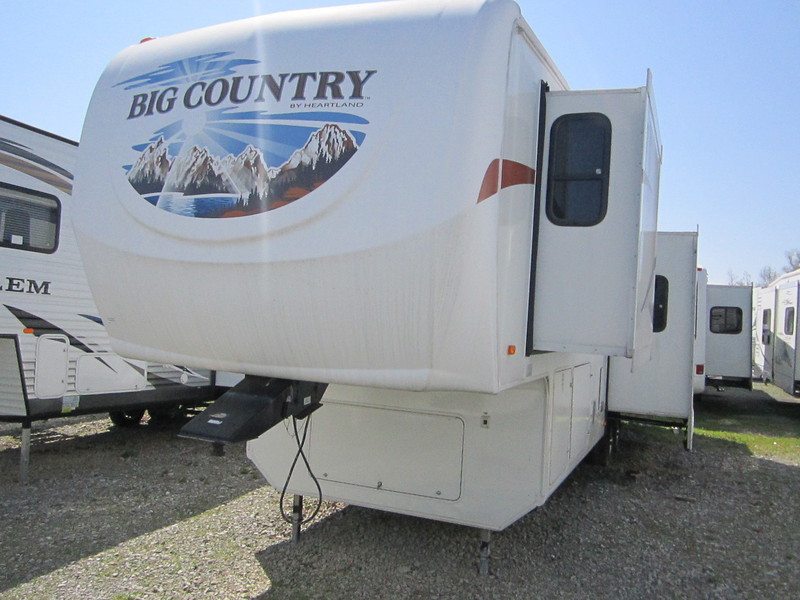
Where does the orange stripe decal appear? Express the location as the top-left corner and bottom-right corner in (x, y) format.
(477, 159), (501, 203)
(477, 159), (536, 203)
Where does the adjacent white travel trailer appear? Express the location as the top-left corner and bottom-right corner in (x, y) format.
(693, 267), (708, 394)
(0, 115), (219, 478)
(608, 232), (698, 449)
(753, 285), (775, 382)
(72, 0), (661, 565)
(705, 284), (753, 389)
(773, 274), (800, 396)
(755, 268), (800, 395)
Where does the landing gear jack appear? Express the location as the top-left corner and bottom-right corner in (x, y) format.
(292, 494), (303, 543)
(19, 419), (31, 485)
(478, 529), (491, 575)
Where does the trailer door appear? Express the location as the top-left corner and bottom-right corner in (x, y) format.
(529, 77), (660, 359)
(705, 284), (753, 383)
(773, 282), (799, 394)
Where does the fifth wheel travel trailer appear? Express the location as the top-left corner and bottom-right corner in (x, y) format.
(705, 284), (753, 390)
(754, 268), (800, 396)
(608, 232), (698, 450)
(0, 115), (219, 480)
(72, 0), (661, 569)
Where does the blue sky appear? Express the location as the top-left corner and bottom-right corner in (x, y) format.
(2, 0), (798, 283)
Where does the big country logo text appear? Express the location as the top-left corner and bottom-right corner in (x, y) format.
(118, 53), (376, 119)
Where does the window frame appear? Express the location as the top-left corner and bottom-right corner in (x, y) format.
(709, 306), (743, 335)
(0, 182), (61, 254)
(785, 306), (795, 336)
(545, 112), (612, 227)
(653, 275), (668, 333)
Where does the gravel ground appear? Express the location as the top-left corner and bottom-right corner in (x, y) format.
(1, 386), (799, 600)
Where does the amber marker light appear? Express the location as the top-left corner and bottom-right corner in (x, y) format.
(507, 345), (516, 355)
(23, 328), (35, 334)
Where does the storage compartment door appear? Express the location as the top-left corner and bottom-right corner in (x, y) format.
(34, 335), (69, 399)
(310, 402), (465, 501)
(530, 78), (660, 359)
(76, 354), (148, 394)
(548, 368), (572, 486)
(569, 363), (595, 458)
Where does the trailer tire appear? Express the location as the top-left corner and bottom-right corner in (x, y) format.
(109, 409), (145, 427)
(147, 405), (187, 426)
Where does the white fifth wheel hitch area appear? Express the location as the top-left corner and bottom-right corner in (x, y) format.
(179, 377), (326, 444)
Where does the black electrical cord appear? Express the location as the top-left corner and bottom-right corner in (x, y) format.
(279, 414), (323, 525)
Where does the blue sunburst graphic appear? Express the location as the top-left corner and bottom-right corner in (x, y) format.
(115, 52), (261, 90)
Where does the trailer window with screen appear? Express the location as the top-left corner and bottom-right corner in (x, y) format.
(0, 183), (59, 253)
(785, 307), (795, 336)
(546, 113), (611, 226)
(709, 306), (742, 334)
(653, 275), (668, 333)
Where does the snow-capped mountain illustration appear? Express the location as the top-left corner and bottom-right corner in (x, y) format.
(267, 125), (357, 208)
(282, 124), (358, 171)
(127, 137), (172, 195)
(164, 145), (235, 195)
(222, 144), (277, 200)
(127, 123), (359, 217)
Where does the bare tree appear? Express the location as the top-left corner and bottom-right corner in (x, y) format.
(727, 269), (752, 286)
(784, 249), (800, 273)
(757, 265), (779, 287)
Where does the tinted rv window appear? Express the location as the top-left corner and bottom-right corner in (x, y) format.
(546, 113), (611, 226)
(709, 306), (742, 334)
(786, 307), (795, 336)
(653, 275), (668, 333)
(0, 183), (59, 253)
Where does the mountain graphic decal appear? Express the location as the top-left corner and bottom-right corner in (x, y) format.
(125, 109), (365, 218)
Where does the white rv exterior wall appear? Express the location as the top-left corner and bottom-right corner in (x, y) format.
(705, 284), (753, 381)
(754, 268), (800, 395)
(533, 84), (660, 359)
(608, 231), (697, 420)
(693, 267), (708, 394)
(74, 0), (557, 394)
(773, 280), (799, 394)
(74, 0), (658, 395)
(753, 285), (776, 381)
